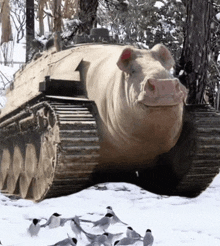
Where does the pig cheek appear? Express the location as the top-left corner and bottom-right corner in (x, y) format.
(126, 77), (143, 105)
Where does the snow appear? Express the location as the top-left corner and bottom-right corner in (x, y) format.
(0, 173), (220, 246)
(0, 65), (20, 107)
(154, 1), (165, 9)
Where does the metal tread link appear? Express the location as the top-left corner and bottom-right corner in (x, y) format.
(172, 105), (220, 197)
(43, 101), (100, 198)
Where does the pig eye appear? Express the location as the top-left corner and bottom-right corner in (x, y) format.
(130, 68), (136, 75)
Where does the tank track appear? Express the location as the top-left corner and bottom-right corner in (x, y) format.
(0, 98), (100, 201)
(170, 104), (220, 197)
(133, 104), (220, 197)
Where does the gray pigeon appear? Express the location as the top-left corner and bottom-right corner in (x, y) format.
(92, 213), (113, 231)
(114, 237), (141, 245)
(143, 229), (154, 246)
(41, 213), (62, 229)
(126, 226), (143, 239)
(41, 213), (73, 228)
(41, 213), (81, 228)
(106, 206), (127, 225)
(105, 232), (124, 244)
(86, 233), (111, 246)
(70, 216), (82, 239)
(71, 218), (110, 244)
(71, 217), (100, 242)
(27, 218), (41, 237)
(48, 237), (77, 246)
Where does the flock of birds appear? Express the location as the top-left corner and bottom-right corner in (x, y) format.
(26, 206), (154, 246)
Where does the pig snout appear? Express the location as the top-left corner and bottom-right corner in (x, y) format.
(138, 78), (187, 106)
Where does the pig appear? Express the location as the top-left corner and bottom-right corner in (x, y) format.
(80, 44), (188, 170)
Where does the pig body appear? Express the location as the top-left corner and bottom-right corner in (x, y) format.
(79, 44), (187, 169)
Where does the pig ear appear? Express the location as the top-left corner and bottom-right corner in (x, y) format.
(117, 48), (135, 73)
(151, 44), (175, 70)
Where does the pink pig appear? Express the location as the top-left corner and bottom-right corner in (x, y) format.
(82, 44), (188, 169)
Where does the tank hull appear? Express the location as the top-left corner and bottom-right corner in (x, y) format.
(0, 44), (220, 201)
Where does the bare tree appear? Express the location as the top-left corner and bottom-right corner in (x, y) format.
(178, 0), (214, 104)
(0, 40), (14, 65)
(1, 0), (13, 44)
(53, 0), (62, 51)
(78, 0), (98, 34)
(10, 0), (26, 43)
(26, 0), (35, 62)
(38, 0), (48, 36)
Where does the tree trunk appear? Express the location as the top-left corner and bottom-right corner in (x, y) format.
(26, 0), (35, 62)
(178, 0), (213, 104)
(1, 0), (13, 45)
(53, 0), (62, 51)
(39, 0), (48, 36)
(78, 0), (98, 34)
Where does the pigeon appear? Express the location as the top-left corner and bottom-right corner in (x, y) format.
(86, 233), (111, 246)
(41, 213), (71, 228)
(71, 218), (110, 244)
(92, 213), (113, 231)
(27, 218), (41, 237)
(143, 229), (154, 246)
(70, 216), (82, 239)
(106, 206), (127, 225)
(71, 217), (101, 242)
(105, 232), (124, 244)
(48, 237), (77, 246)
(114, 237), (141, 245)
(41, 213), (62, 228)
(126, 227), (143, 239)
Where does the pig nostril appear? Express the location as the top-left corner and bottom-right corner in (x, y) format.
(175, 82), (180, 91)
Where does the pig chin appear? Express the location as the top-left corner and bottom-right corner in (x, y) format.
(137, 91), (185, 107)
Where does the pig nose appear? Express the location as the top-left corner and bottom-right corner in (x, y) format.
(138, 78), (187, 106)
(145, 78), (180, 96)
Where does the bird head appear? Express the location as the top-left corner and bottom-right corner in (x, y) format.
(33, 219), (40, 225)
(72, 238), (77, 244)
(53, 213), (61, 217)
(105, 213), (114, 218)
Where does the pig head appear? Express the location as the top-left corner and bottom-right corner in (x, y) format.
(85, 44), (188, 169)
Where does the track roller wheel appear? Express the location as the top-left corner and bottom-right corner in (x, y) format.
(7, 146), (23, 194)
(19, 144), (38, 199)
(0, 148), (11, 190)
(32, 135), (56, 201)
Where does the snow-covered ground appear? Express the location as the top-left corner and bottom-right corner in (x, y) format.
(0, 173), (220, 246)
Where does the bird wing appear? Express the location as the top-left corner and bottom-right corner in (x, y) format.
(113, 214), (127, 225)
(93, 217), (108, 227)
(117, 237), (139, 245)
(60, 218), (71, 226)
(41, 216), (53, 227)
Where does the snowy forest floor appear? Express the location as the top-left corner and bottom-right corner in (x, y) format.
(0, 172), (220, 246)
